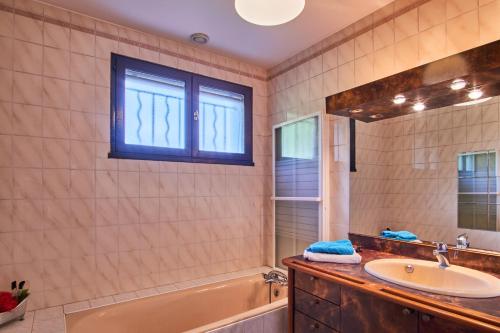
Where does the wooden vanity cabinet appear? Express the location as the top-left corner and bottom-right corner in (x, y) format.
(341, 286), (418, 333)
(289, 269), (488, 333)
(418, 313), (484, 333)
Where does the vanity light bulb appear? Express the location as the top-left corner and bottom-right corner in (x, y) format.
(468, 89), (483, 100)
(413, 102), (425, 112)
(450, 78), (467, 90)
(393, 94), (406, 105)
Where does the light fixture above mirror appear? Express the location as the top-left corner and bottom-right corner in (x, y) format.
(326, 40), (500, 122)
(450, 78), (467, 90)
(393, 94), (406, 104)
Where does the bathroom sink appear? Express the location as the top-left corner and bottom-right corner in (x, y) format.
(364, 259), (500, 298)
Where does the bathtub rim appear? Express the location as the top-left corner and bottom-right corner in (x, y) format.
(65, 266), (287, 333)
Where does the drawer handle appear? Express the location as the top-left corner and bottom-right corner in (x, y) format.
(309, 323), (320, 330)
(402, 308), (414, 316)
(422, 314), (432, 322)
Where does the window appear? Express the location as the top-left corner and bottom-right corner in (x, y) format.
(457, 151), (499, 231)
(110, 54), (253, 165)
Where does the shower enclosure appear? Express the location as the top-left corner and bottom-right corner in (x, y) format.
(272, 114), (327, 269)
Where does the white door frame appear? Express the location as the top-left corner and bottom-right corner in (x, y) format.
(271, 112), (329, 267)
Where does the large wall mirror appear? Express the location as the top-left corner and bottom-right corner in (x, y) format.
(326, 40), (500, 252)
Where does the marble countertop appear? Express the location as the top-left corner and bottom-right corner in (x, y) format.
(284, 249), (500, 319)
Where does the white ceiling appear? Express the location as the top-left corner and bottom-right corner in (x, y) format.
(41, 0), (392, 68)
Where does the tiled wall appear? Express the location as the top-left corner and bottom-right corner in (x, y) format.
(352, 97), (500, 251)
(0, 0), (271, 310)
(267, 0), (500, 241)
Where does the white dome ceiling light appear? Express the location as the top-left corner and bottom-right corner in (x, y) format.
(235, 0), (305, 26)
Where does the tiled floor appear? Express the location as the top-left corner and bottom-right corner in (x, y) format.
(0, 267), (273, 333)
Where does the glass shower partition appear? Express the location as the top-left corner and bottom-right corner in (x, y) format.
(273, 114), (323, 269)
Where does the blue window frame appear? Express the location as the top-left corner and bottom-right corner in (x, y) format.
(110, 54), (253, 166)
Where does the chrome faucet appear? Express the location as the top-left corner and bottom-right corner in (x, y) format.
(432, 241), (450, 268)
(456, 233), (470, 249)
(263, 270), (288, 286)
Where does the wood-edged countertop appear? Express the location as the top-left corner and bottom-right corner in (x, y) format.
(283, 249), (500, 332)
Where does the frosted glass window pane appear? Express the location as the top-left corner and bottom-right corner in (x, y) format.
(280, 117), (316, 159)
(198, 86), (244, 154)
(124, 69), (186, 149)
(275, 201), (319, 269)
(275, 116), (319, 197)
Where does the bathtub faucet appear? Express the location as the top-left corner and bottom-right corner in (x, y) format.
(263, 270), (288, 286)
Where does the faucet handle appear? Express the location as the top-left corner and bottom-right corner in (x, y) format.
(456, 233), (470, 249)
(432, 241), (448, 252)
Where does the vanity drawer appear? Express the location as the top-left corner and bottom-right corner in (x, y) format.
(295, 289), (340, 331)
(294, 311), (337, 333)
(295, 271), (341, 305)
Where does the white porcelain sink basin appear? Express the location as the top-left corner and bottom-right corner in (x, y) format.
(364, 259), (500, 298)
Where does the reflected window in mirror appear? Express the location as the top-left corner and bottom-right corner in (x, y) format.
(457, 151), (499, 231)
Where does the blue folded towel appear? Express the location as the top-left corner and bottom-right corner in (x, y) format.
(380, 230), (417, 241)
(306, 240), (354, 255)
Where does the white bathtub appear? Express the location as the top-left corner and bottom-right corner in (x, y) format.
(66, 274), (287, 333)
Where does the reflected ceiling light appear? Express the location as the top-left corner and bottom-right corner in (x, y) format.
(450, 78), (467, 90)
(393, 94), (406, 105)
(369, 114), (383, 119)
(350, 108), (363, 114)
(454, 97), (492, 107)
(468, 89), (483, 100)
(413, 102), (425, 112)
(235, 0), (305, 26)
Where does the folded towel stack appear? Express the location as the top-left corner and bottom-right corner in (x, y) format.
(303, 240), (362, 264)
(380, 230), (418, 242)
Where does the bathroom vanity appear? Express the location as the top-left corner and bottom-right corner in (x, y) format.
(283, 238), (500, 333)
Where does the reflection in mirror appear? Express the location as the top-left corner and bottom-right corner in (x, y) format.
(349, 96), (500, 252)
(457, 151), (499, 232)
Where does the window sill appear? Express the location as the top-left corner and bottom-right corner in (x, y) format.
(108, 152), (255, 166)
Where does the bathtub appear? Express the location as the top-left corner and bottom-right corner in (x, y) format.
(66, 274), (287, 333)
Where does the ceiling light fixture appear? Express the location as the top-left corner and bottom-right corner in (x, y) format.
(450, 78), (467, 90)
(468, 89), (483, 100)
(350, 108), (363, 114)
(393, 94), (406, 105)
(454, 97), (492, 107)
(413, 102), (425, 112)
(235, 0), (305, 26)
(369, 114), (383, 119)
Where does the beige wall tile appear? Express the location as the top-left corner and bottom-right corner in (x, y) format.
(479, 0), (500, 43)
(395, 8), (418, 42)
(395, 35), (419, 72)
(43, 46), (70, 79)
(354, 30), (373, 58)
(14, 15), (42, 44)
(446, 9), (479, 54)
(419, 0), (447, 31)
(13, 40), (42, 74)
(13, 71), (42, 105)
(373, 45), (395, 79)
(374, 20), (395, 50)
(338, 40), (355, 65)
(418, 24), (446, 64)
(447, 0), (478, 19)
(0, 36), (13, 70)
(44, 23), (70, 50)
